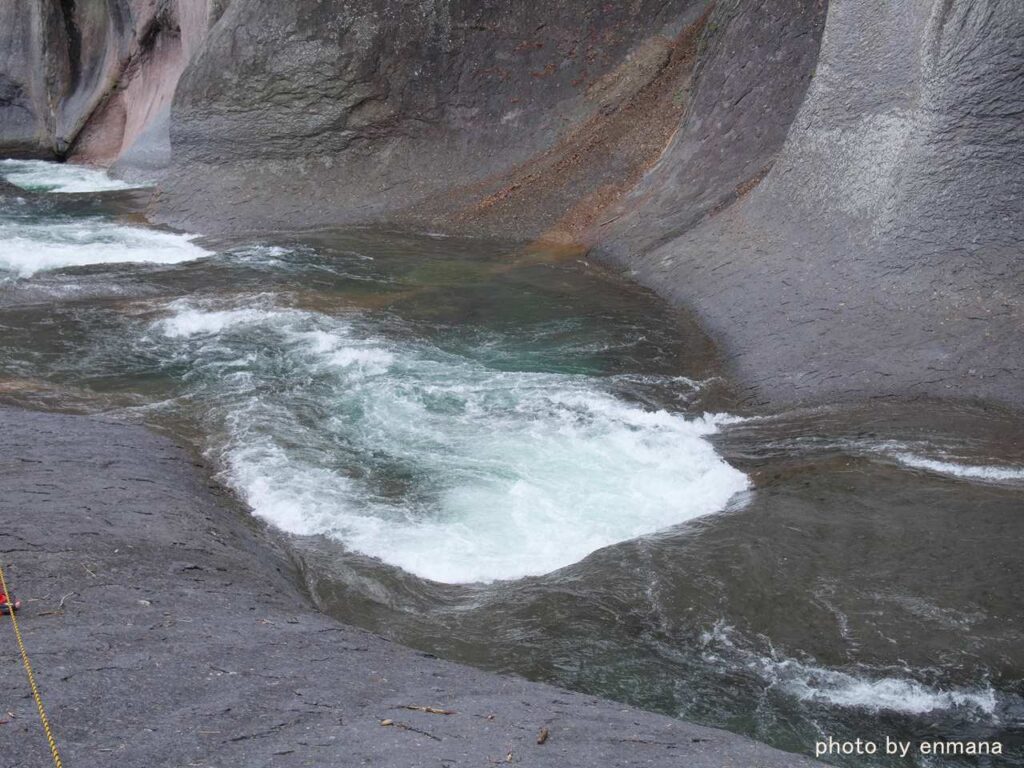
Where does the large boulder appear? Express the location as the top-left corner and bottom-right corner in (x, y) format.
(156, 0), (723, 234)
(600, 0), (1024, 408)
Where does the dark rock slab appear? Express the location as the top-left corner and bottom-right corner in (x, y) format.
(0, 406), (823, 768)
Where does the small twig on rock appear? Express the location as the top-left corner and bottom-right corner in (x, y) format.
(379, 718), (441, 741)
(399, 705), (455, 715)
(613, 737), (680, 746)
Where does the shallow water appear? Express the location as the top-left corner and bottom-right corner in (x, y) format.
(1, 162), (1022, 765)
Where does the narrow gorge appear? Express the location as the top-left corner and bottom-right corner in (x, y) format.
(1, 2), (1021, 767)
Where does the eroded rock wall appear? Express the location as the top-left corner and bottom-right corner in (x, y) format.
(0, 1), (66, 156)
(0, 0), (224, 170)
(601, 0), (1024, 408)
(157, 0), (716, 234)
(599, 0), (827, 251)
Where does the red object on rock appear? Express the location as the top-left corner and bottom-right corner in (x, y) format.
(0, 591), (19, 614)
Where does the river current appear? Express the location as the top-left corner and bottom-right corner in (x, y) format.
(1, 160), (1021, 766)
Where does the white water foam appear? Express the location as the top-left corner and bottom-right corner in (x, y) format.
(150, 301), (749, 583)
(155, 305), (286, 338)
(891, 452), (1024, 482)
(0, 219), (210, 277)
(700, 622), (999, 718)
(0, 159), (147, 193)
(769, 660), (998, 716)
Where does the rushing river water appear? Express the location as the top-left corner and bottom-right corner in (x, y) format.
(1, 160), (1022, 766)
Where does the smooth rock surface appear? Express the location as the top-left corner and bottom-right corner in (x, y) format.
(157, 0), (713, 236)
(600, 0), (1024, 409)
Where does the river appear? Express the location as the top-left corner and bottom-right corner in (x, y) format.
(1, 159), (1021, 766)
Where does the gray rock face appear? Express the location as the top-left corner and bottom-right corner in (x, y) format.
(0, 406), (824, 768)
(153, 0), (828, 240)
(601, 0), (1024, 408)
(159, 0), (710, 234)
(0, 1), (63, 157)
(600, 0), (827, 251)
(0, 0), (220, 166)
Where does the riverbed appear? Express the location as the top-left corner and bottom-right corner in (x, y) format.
(1, 160), (1021, 766)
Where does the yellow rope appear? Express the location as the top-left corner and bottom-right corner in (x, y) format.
(0, 562), (64, 768)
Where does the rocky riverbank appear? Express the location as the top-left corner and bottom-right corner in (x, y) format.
(0, 406), (823, 767)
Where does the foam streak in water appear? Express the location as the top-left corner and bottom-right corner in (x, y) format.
(701, 623), (1000, 718)
(770, 660), (998, 716)
(0, 219), (210, 277)
(0, 159), (146, 193)
(892, 452), (1024, 482)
